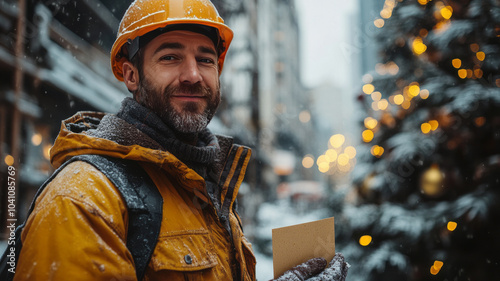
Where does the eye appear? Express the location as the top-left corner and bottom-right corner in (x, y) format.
(160, 55), (176, 61)
(198, 58), (215, 64)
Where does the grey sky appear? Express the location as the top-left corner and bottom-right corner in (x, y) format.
(295, 0), (359, 88)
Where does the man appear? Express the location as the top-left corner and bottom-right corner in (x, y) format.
(14, 0), (348, 280)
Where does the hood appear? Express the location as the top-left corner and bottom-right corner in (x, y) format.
(50, 111), (209, 186)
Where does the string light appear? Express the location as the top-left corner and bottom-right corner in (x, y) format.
(31, 133), (43, 146)
(386, 61), (399, 75)
(476, 51), (486, 61)
(329, 134), (345, 148)
(375, 63), (387, 75)
(420, 89), (430, 99)
(434, 20), (451, 33)
(362, 74), (373, 84)
(380, 0), (396, 19)
(440, 5), (453, 19)
(474, 116), (486, 127)
(371, 145), (385, 157)
(452, 58), (461, 68)
(396, 37), (405, 47)
(344, 146), (357, 159)
(380, 9), (392, 19)
(412, 37), (427, 55)
(430, 260), (444, 275)
(359, 235), (372, 246)
(393, 94), (404, 105)
(299, 110), (311, 123)
(302, 155), (314, 169)
(466, 69), (473, 79)
(318, 162), (329, 173)
(402, 100), (411, 109)
(470, 43), (480, 52)
(419, 28), (428, 37)
(378, 99), (389, 110)
(317, 155), (328, 166)
(408, 84), (420, 97)
(474, 68), (483, 78)
(374, 18), (385, 28)
(364, 117), (378, 130)
(4, 155), (14, 166)
(371, 91), (382, 101)
(43, 145), (52, 161)
(447, 221), (457, 231)
(381, 112), (396, 128)
(337, 154), (350, 166)
(362, 130), (374, 142)
(363, 84), (375, 95)
(429, 120), (439, 131)
(458, 69), (467, 79)
(325, 149), (338, 162)
(421, 123), (432, 134)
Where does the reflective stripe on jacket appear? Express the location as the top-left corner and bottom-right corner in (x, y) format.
(14, 112), (256, 281)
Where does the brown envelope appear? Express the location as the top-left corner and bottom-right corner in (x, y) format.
(272, 217), (335, 278)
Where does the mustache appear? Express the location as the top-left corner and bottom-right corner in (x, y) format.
(164, 83), (212, 97)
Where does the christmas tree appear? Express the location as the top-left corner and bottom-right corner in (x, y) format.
(335, 0), (500, 280)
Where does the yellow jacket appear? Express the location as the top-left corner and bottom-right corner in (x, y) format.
(14, 112), (256, 281)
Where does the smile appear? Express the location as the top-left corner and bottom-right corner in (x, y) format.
(171, 95), (207, 101)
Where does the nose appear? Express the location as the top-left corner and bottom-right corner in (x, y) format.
(179, 57), (203, 84)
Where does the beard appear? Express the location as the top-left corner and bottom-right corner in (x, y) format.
(136, 76), (221, 134)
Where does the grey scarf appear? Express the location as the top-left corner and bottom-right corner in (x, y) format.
(116, 97), (220, 177)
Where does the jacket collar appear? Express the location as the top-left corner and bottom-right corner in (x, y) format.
(52, 111), (251, 206)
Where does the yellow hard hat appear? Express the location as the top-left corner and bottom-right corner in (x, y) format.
(110, 0), (233, 81)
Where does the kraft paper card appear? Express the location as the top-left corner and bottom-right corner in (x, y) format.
(272, 217), (335, 278)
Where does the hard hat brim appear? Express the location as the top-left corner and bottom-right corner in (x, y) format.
(111, 19), (233, 81)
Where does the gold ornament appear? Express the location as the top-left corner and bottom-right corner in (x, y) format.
(359, 173), (376, 198)
(420, 164), (446, 197)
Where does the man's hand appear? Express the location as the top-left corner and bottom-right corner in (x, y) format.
(306, 253), (349, 281)
(271, 253), (349, 281)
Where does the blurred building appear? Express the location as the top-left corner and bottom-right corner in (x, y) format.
(357, 0), (380, 76)
(0, 0), (129, 230)
(292, 1), (361, 186)
(213, 0), (316, 237)
(256, 0), (316, 184)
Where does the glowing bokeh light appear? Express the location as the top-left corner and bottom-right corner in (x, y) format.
(421, 123), (432, 134)
(302, 155), (315, 169)
(476, 51), (485, 61)
(374, 18), (385, 28)
(458, 69), (467, 79)
(363, 84), (375, 95)
(344, 146), (357, 159)
(325, 149), (338, 162)
(31, 133), (43, 146)
(362, 130), (374, 142)
(4, 155), (14, 166)
(359, 235), (372, 246)
(329, 134), (345, 148)
(447, 221), (457, 231)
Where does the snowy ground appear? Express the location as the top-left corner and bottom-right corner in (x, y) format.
(254, 249), (274, 280)
(252, 199), (330, 280)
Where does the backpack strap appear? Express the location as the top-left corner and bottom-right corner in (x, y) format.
(76, 155), (162, 281)
(0, 155), (162, 281)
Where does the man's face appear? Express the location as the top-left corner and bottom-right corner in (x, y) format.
(136, 30), (221, 133)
